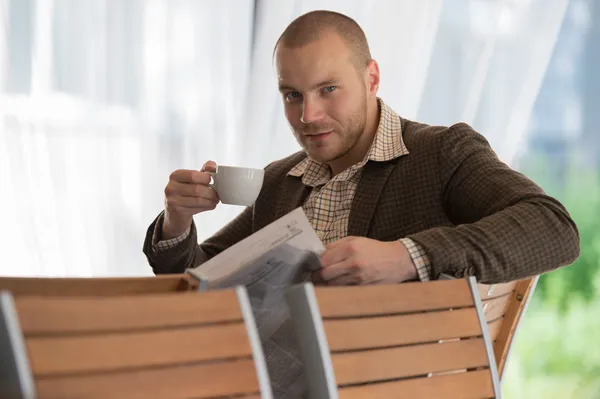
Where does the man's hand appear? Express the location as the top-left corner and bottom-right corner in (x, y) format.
(162, 161), (220, 239)
(315, 236), (418, 285)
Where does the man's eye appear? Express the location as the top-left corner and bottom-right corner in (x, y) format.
(323, 86), (337, 93)
(285, 91), (301, 101)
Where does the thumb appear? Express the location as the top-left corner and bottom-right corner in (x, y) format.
(201, 160), (217, 173)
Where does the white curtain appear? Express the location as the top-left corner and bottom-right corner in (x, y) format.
(0, 0), (568, 277)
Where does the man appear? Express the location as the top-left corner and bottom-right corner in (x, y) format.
(144, 10), (579, 284)
(143, 9), (579, 397)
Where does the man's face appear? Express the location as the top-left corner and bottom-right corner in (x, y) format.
(275, 34), (369, 164)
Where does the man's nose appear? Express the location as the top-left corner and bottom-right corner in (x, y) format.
(301, 99), (325, 124)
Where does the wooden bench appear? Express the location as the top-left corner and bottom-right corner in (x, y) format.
(0, 287), (272, 399)
(286, 277), (502, 399)
(0, 274), (199, 297)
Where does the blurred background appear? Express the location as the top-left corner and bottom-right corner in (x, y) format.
(1, 0), (598, 397)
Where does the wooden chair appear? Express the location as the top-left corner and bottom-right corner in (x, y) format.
(477, 276), (539, 378)
(286, 277), (502, 399)
(0, 274), (199, 297)
(0, 287), (272, 399)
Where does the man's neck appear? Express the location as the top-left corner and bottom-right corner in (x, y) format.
(328, 99), (381, 176)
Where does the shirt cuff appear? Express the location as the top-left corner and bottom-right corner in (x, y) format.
(152, 215), (191, 253)
(399, 238), (431, 282)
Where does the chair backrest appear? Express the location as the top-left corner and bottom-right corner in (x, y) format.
(478, 276), (539, 378)
(0, 287), (272, 399)
(286, 277), (501, 399)
(0, 274), (198, 297)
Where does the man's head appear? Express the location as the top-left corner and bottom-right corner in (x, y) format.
(274, 10), (381, 174)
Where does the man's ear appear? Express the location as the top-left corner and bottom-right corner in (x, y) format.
(365, 59), (380, 95)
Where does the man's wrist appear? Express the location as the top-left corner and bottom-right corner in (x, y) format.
(399, 238), (431, 282)
(162, 212), (192, 240)
(152, 212), (192, 252)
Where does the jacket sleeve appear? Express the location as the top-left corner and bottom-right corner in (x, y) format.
(407, 123), (580, 283)
(142, 206), (254, 274)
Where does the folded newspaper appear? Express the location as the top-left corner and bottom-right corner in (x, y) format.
(186, 207), (325, 398)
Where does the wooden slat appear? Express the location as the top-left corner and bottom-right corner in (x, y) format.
(36, 359), (259, 399)
(494, 277), (537, 376)
(338, 369), (495, 399)
(487, 317), (503, 342)
(27, 324), (252, 376)
(315, 280), (473, 317)
(483, 294), (512, 322)
(16, 291), (243, 334)
(0, 275), (196, 296)
(478, 281), (516, 301)
(324, 308), (481, 351)
(332, 339), (488, 385)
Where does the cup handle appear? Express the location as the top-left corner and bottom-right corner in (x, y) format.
(207, 171), (217, 190)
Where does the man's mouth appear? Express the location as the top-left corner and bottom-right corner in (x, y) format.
(306, 131), (333, 142)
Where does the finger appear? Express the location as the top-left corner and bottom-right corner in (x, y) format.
(167, 181), (219, 200)
(319, 259), (354, 282)
(326, 274), (359, 286)
(170, 169), (212, 185)
(168, 202), (218, 215)
(320, 243), (352, 267)
(189, 170), (213, 185)
(167, 195), (219, 210)
(169, 169), (196, 183)
(201, 160), (217, 173)
(170, 205), (217, 216)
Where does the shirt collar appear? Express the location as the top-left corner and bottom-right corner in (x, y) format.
(288, 98), (409, 186)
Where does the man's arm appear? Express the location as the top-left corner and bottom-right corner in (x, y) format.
(407, 123), (580, 283)
(142, 206), (254, 274)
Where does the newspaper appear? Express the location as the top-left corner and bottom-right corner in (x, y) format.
(186, 207), (325, 398)
(187, 207), (325, 288)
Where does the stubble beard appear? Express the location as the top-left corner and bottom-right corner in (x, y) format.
(296, 104), (368, 164)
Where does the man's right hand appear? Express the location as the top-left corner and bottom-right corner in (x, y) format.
(162, 161), (220, 240)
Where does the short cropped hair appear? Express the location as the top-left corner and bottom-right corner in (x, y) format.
(273, 10), (372, 70)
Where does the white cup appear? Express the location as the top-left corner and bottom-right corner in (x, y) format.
(208, 165), (264, 206)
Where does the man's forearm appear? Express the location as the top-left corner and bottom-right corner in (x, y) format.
(142, 206), (256, 275)
(411, 123), (580, 283)
(408, 196), (580, 283)
(143, 212), (206, 274)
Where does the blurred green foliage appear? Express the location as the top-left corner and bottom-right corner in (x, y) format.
(504, 153), (600, 398)
(503, 293), (600, 398)
(519, 154), (600, 311)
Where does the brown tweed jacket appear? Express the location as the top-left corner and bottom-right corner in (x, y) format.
(143, 119), (580, 284)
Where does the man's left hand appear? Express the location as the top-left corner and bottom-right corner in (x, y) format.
(315, 236), (418, 285)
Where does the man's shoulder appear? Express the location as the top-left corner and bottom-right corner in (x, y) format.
(400, 117), (490, 153)
(401, 118), (476, 141)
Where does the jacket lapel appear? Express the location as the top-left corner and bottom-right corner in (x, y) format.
(348, 161), (396, 237)
(274, 175), (311, 220)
